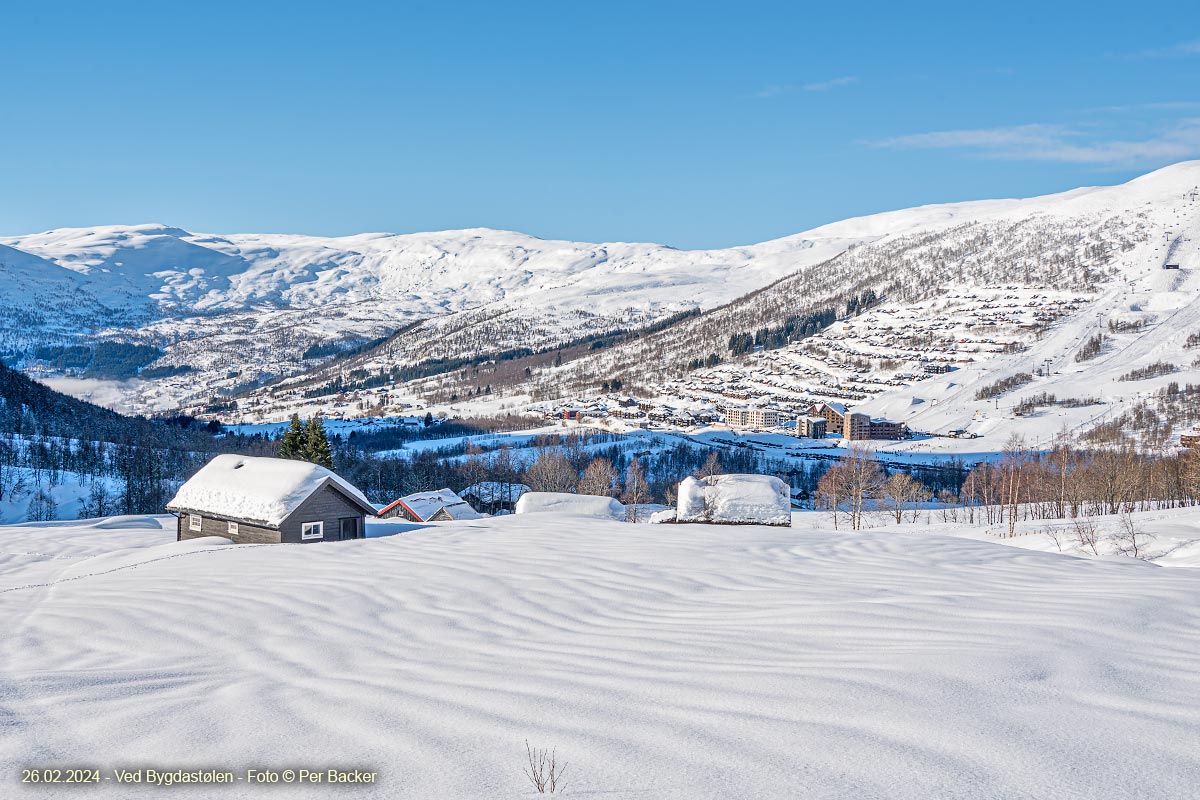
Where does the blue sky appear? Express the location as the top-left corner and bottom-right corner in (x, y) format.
(2, 0), (1199, 248)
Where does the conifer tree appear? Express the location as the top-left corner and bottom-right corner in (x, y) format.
(278, 414), (306, 460)
(305, 416), (335, 470)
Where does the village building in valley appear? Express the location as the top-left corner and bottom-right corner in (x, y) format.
(810, 402), (848, 431)
(167, 455), (376, 544)
(795, 415), (828, 439)
(722, 404), (780, 429)
(843, 412), (905, 441)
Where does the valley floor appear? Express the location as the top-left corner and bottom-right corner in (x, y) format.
(2, 514), (1200, 798)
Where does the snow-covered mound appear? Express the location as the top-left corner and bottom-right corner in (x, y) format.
(677, 474), (792, 525)
(514, 491), (625, 520)
(3, 513), (1200, 798)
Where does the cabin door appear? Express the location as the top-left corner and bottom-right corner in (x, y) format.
(339, 517), (359, 540)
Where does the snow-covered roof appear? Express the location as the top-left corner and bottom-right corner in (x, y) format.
(381, 489), (483, 522)
(677, 474), (792, 526)
(167, 455), (374, 528)
(461, 482), (532, 503)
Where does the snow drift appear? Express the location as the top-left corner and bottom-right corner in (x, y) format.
(3, 512), (1200, 799)
(514, 492), (626, 520)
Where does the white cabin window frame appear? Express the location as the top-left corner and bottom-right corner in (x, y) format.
(188, 514), (202, 532)
(227, 520), (239, 536)
(301, 521), (324, 541)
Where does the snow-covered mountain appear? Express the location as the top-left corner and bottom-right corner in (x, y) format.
(0, 223), (873, 411)
(4, 161), (1200, 426)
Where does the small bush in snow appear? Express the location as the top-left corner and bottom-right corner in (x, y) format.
(1111, 512), (1153, 559)
(523, 740), (567, 794)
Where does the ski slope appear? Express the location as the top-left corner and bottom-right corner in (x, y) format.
(829, 182), (1200, 452)
(3, 513), (1200, 798)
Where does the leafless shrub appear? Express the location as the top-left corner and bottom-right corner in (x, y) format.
(1073, 519), (1101, 555)
(523, 740), (568, 794)
(1111, 512), (1153, 559)
(1041, 525), (1066, 552)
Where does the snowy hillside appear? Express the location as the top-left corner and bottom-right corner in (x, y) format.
(2, 513), (1200, 798)
(0, 224), (864, 412)
(5, 162), (1200, 430)
(220, 163), (1200, 458)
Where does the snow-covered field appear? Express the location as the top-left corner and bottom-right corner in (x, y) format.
(3, 512), (1200, 798)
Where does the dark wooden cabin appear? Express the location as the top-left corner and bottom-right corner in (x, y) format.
(167, 455), (376, 544)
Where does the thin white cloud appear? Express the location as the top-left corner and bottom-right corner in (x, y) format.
(754, 85), (790, 99)
(753, 76), (858, 99)
(1088, 100), (1200, 114)
(1134, 39), (1200, 58)
(871, 119), (1200, 165)
(802, 76), (858, 92)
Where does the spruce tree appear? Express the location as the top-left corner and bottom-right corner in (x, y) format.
(305, 416), (335, 470)
(278, 414), (306, 460)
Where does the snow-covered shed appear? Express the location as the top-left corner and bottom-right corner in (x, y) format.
(514, 492), (626, 521)
(461, 482), (531, 514)
(672, 474), (792, 526)
(378, 488), (484, 522)
(167, 455), (376, 544)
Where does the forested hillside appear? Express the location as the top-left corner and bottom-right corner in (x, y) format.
(0, 359), (273, 520)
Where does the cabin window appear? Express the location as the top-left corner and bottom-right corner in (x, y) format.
(227, 521), (239, 536)
(189, 514), (202, 532)
(301, 521), (324, 541)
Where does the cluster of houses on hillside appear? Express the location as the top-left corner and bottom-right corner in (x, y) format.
(598, 289), (1088, 438)
(550, 398), (716, 428)
(729, 401), (906, 441)
(230, 385), (417, 424)
(528, 291), (1093, 444)
(539, 392), (906, 441)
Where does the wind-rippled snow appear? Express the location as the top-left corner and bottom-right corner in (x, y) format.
(2, 514), (1199, 798)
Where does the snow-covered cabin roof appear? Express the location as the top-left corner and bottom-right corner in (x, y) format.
(461, 482), (532, 503)
(380, 489), (483, 522)
(166, 455), (375, 528)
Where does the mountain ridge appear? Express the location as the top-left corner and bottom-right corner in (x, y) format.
(2, 161), (1200, 417)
